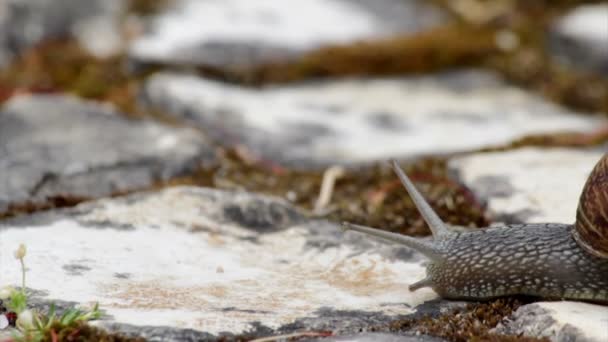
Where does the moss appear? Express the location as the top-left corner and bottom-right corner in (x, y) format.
(125, 0), (171, 16)
(383, 298), (548, 342)
(223, 24), (499, 85)
(161, 150), (489, 237)
(0, 195), (92, 220)
(0, 39), (153, 118)
(40, 321), (144, 342)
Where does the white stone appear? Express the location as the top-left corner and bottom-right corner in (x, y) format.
(0, 187), (436, 335)
(144, 71), (604, 166)
(495, 302), (608, 342)
(449, 148), (604, 224)
(130, 0), (446, 67)
(549, 4), (608, 74)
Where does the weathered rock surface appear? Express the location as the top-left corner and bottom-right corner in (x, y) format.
(0, 94), (216, 215)
(449, 148), (605, 224)
(0, 187), (440, 340)
(449, 147), (608, 342)
(494, 302), (608, 342)
(548, 4), (608, 75)
(142, 70), (604, 167)
(129, 0), (447, 69)
(0, 0), (124, 65)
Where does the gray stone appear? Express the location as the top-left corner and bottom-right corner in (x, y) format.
(0, 94), (216, 215)
(547, 4), (608, 75)
(448, 148), (606, 224)
(0, 187), (440, 339)
(494, 302), (608, 342)
(314, 332), (445, 342)
(129, 0), (447, 69)
(0, 0), (125, 65)
(142, 70), (604, 168)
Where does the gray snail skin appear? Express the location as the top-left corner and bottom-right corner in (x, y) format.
(343, 156), (608, 303)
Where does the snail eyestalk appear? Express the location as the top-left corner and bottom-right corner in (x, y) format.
(390, 160), (449, 238)
(342, 222), (444, 262)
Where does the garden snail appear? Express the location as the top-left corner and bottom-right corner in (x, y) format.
(343, 155), (608, 303)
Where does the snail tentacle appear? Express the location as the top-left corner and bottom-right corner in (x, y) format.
(390, 160), (449, 238)
(342, 155), (608, 303)
(409, 276), (434, 291)
(342, 222), (444, 262)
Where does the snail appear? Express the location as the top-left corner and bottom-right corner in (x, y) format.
(343, 155), (608, 303)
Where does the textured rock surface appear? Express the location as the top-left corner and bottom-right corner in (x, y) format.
(548, 4), (608, 75)
(0, 95), (216, 215)
(0, 0), (124, 64)
(449, 148), (605, 224)
(143, 70), (603, 167)
(0, 187), (439, 339)
(129, 0), (447, 69)
(494, 302), (608, 342)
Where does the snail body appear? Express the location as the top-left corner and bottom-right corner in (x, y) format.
(343, 155), (608, 303)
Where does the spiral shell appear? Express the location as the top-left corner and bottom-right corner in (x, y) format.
(574, 153), (608, 258)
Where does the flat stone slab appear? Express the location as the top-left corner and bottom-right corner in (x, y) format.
(494, 302), (608, 342)
(129, 0), (446, 69)
(448, 148), (605, 224)
(548, 4), (608, 75)
(142, 70), (604, 167)
(449, 148), (608, 342)
(0, 94), (216, 215)
(0, 187), (438, 339)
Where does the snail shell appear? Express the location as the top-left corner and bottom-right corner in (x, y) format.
(574, 154), (608, 258)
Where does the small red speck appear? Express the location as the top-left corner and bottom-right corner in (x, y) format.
(5, 312), (17, 327)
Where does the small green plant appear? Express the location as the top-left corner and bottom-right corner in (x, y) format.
(0, 244), (102, 342)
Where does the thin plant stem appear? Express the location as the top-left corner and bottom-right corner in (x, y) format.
(19, 258), (26, 294)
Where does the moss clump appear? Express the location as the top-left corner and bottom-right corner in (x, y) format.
(0, 195), (92, 220)
(39, 321), (144, 342)
(385, 298), (547, 342)
(163, 150), (489, 237)
(0, 39), (150, 118)
(125, 0), (171, 16)
(223, 24), (499, 85)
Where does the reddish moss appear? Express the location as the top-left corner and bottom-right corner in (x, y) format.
(225, 24), (499, 85)
(0, 39), (154, 118)
(385, 298), (548, 342)
(161, 150), (489, 237)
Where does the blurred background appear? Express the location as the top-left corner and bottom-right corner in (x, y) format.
(0, 0), (607, 235)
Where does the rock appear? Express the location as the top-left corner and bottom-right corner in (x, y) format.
(0, 187), (440, 339)
(494, 302), (608, 342)
(142, 70), (603, 168)
(547, 4), (608, 75)
(448, 148), (605, 224)
(0, 0), (125, 65)
(0, 94), (216, 216)
(129, 0), (447, 69)
(318, 332), (445, 341)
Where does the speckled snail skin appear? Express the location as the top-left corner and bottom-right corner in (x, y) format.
(343, 155), (608, 303)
